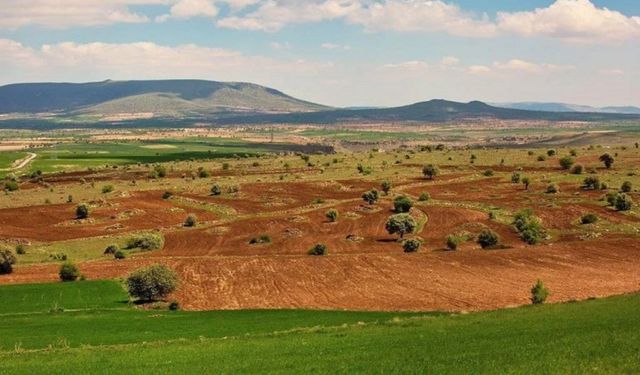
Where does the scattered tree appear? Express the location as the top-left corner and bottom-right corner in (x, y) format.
(571, 164), (583, 175)
(402, 239), (421, 253)
(114, 250), (126, 260)
(559, 156), (574, 170)
(126, 233), (164, 251)
(381, 180), (392, 195)
(126, 264), (178, 301)
(614, 193), (633, 211)
(104, 244), (119, 255)
(522, 177), (531, 190)
(530, 279), (549, 305)
(446, 235), (460, 251)
(547, 149), (556, 157)
(477, 229), (500, 249)
(511, 172), (521, 183)
(184, 214), (197, 227)
(422, 164), (439, 180)
(0, 248), (17, 274)
(393, 195), (413, 213)
(599, 153), (614, 169)
(546, 184), (559, 194)
(513, 209), (545, 245)
(162, 191), (173, 199)
(101, 184), (114, 194)
(326, 209), (339, 222)
(580, 214), (598, 225)
(418, 192), (430, 201)
(75, 204), (89, 219)
(59, 262), (80, 282)
(385, 214), (417, 239)
(582, 176), (601, 190)
(362, 189), (379, 205)
(621, 181), (632, 193)
(308, 244), (328, 256)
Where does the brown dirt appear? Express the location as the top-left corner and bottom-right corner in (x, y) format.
(1, 176), (640, 312)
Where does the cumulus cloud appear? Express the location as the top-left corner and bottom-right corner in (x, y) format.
(467, 65), (491, 74)
(0, 39), (332, 85)
(493, 59), (575, 73)
(497, 0), (640, 43)
(0, 0), (160, 29)
(321, 42), (351, 50)
(382, 60), (429, 71)
(156, 0), (219, 22)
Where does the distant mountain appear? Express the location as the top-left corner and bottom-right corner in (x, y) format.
(215, 99), (640, 125)
(493, 102), (640, 115)
(0, 79), (329, 116)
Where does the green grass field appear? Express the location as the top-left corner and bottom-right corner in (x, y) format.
(0, 281), (638, 374)
(23, 138), (303, 174)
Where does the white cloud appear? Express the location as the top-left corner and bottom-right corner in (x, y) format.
(382, 60), (428, 71)
(599, 68), (624, 76)
(467, 65), (490, 74)
(497, 0), (640, 43)
(493, 59), (575, 74)
(270, 41), (291, 50)
(0, 39), (332, 85)
(321, 42), (351, 50)
(440, 56), (460, 66)
(0, 0), (161, 29)
(156, 0), (218, 22)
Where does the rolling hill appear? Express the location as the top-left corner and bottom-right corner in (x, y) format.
(0, 79), (329, 116)
(493, 102), (640, 115)
(215, 99), (640, 124)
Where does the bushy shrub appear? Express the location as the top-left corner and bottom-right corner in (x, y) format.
(511, 172), (521, 183)
(614, 193), (633, 211)
(483, 169), (494, 177)
(59, 262), (80, 282)
(582, 176), (601, 190)
(0, 248), (17, 274)
(169, 301), (180, 311)
(402, 239), (421, 253)
(477, 230), (500, 249)
(210, 184), (222, 195)
(530, 279), (549, 305)
(513, 209), (545, 245)
(393, 195), (413, 213)
(546, 184), (558, 194)
(571, 164), (583, 175)
(605, 192), (617, 206)
(15, 244), (26, 255)
(326, 209), (339, 222)
(114, 250), (126, 260)
(418, 192), (430, 201)
(308, 244), (328, 256)
(4, 181), (19, 191)
(362, 189), (379, 205)
(559, 156), (574, 170)
(621, 181), (632, 193)
(101, 185), (114, 193)
(126, 264), (178, 301)
(126, 233), (164, 251)
(446, 235), (460, 250)
(537, 155), (546, 162)
(381, 180), (392, 195)
(104, 244), (119, 255)
(75, 204), (89, 219)
(249, 234), (271, 244)
(162, 191), (173, 199)
(522, 177), (531, 190)
(385, 214), (417, 239)
(547, 149), (556, 157)
(222, 162), (230, 170)
(580, 214), (598, 224)
(422, 164), (439, 179)
(184, 214), (197, 227)
(599, 153), (614, 169)
(150, 164), (167, 178)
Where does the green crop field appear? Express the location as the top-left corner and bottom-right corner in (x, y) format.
(0, 281), (638, 374)
(22, 138), (306, 174)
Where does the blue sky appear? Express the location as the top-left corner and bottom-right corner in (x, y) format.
(0, 0), (638, 107)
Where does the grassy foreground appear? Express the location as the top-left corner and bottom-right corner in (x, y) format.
(0, 281), (638, 374)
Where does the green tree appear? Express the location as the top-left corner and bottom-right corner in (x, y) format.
(362, 189), (379, 205)
(530, 279), (549, 304)
(477, 230), (500, 249)
(75, 204), (89, 219)
(326, 209), (339, 222)
(308, 244), (328, 256)
(620, 181), (632, 193)
(599, 153), (614, 169)
(402, 239), (421, 253)
(126, 264), (178, 301)
(522, 177), (531, 190)
(385, 214), (417, 239)
(381, 180), (392, 195)
(422, 164), (439, 180)
(393, 195), (413, 213)
(0, 248), (17, 274)
(614, 193), (633, 211)
(559, 156), (574, 170)
(59, 262), (80, 282)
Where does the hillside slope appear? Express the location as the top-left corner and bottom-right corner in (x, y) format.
(216, 99), (640, 124)
(0, 79), (329, 115)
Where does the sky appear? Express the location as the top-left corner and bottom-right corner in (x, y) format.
(0, 0), (638, 107)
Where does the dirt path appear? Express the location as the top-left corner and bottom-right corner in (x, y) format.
(0, 152), (36, 172)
